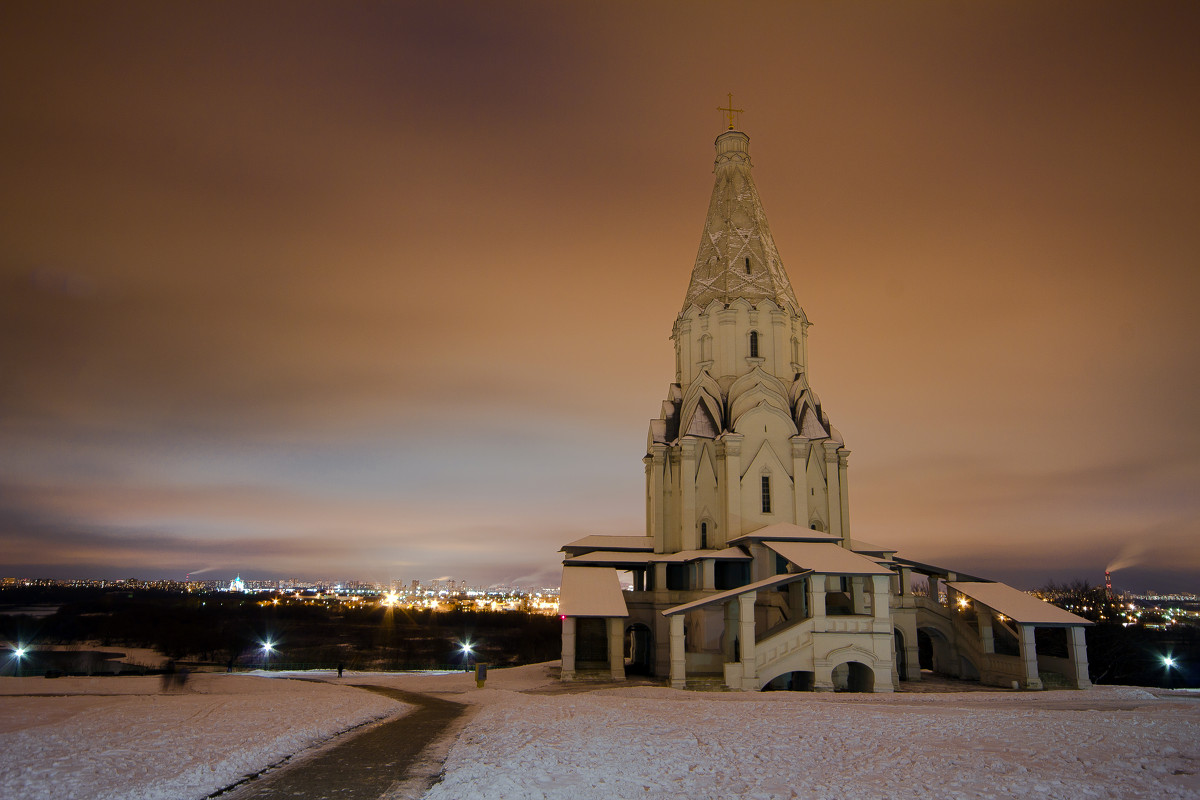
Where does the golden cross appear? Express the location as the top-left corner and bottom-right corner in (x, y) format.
(717, 93), (744, 130)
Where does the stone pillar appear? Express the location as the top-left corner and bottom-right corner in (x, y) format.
(647, 449), (666, 553)
(561, 616), (577, 681)
(738, 591), (757, 689)
(1068, 627), (1092, 689)
(607, 617), (625, 681)
(717, 309), (737, 376)
(675, 318), (692, 385)
(669, 614), (686, 689)
(654, 562), (668, 594)
(680, 438), (698, 550)
(721, 435), (744, 539)
(977, 609), (995, 654)
(722, 600), (738, 661)
(1017, 625), (1044, 690)
(837, 449), (851, 541)
(790, 437), (810, 526)
(851, 576), (868, 615)
(770, 309), (787, 378)
(823, 442), (842, 543)
(898, 566), (911, 596)
(701, 559), (716, 591)
(807, 576), (827, 618)
(872, 575), (890, 625)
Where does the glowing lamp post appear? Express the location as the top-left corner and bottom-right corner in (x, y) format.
(261, 640), (275, 671)
(12, 645), (27, 677)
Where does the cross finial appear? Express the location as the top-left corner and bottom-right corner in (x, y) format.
(717, 92), (745, 130)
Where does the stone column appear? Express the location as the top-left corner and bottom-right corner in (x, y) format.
(1068, 627), (1092, 689)
(872, 575), (890, 625)
(607, 617), (625, 681)
(898, 566), (911, 596)
(838, 449), (851, 541)
(790, 437), (810, 526)
(851, 576), (868, 615)
(654, 562), (668, 594)
(738, 591), (757, 689)
(647, 449), (666, 553)
(823, 442), (842, 543)
(669, 614), (686, 689)
(721, 434), (744, 539)
(807, 575), (827, 619)
(701, 558), (716, 591)
(680, 438), (698, 550)
(977, 609), (995, 653)
(1017, 625), (1044, 690)
(561, 617), (577, 681)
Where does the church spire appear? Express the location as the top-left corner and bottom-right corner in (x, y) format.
(680, 127), (800, 316)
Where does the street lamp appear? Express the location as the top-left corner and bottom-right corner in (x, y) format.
(11, 644), (27, 677)
(261, 640), (275, 670)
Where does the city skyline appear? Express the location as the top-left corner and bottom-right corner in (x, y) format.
(2, 2), (1198, 592)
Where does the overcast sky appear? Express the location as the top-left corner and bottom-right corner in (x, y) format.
(2, 1), (1197, 592)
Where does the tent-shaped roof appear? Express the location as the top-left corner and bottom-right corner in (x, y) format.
(767, 541), (895, 576)
(947, 582), (1091, 626)
(558, 567), (629, 618)
(680, 130), (800, 315)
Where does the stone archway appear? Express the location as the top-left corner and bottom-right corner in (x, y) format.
(831, 660), (875, 692)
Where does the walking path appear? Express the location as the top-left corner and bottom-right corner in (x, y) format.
(212, 684), (469, 800)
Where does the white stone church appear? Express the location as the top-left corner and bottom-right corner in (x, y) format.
(558, 122), (1091, 692)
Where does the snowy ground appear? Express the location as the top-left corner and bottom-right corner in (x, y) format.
(1, 664), (1197, 800)
(0, 671), (405, 800)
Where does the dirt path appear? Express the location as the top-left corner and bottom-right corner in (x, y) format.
(213, 685), (469, 800)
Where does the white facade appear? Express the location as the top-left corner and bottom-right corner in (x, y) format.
(559, 125), (1091, 693)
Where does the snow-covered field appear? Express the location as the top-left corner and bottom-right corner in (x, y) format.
(425, 682), (1200, 800)
(0, 671), (405, 800)
(1, 664), (1197, 800)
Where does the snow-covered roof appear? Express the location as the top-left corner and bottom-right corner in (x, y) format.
(560, 535), (654, 554)
(848, 538), (896, 556)
(564, 551), (656, 566)
(654, 547), (751, 563)
(662, 571), (811, 616)
(728, 522), (842, 546)
(947, 582), (1091, 627)
(766, 541), (895, 576)
(558, 567), (629, 618)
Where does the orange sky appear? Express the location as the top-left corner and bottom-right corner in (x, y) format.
(1, 1), (1198, 591)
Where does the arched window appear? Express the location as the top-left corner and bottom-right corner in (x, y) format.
(699, 334), (712, 362)
(761, 475), (772, 513)
(749, 330), (759, 358)
(700, 521), (708, 549)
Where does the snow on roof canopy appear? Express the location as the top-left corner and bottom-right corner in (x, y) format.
(564, 551), (655, 566)
(560, 535), (653, 555)
(681, 130), (800, 316)
(766, 541), (895, 576)
(947, 582), (1092, 627)
(558, 567), (629, 618)
(727, 522), (842, 546)
(662, 571), (812, 617)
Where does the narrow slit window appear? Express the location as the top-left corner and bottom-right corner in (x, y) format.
(745, 257), (751, 274)
(749, 330), (759, 358)
(700, 521), (708, 549)
(761, 475), (772, 513)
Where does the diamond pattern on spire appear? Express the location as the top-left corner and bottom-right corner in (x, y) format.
(681, 132), (800, 315)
